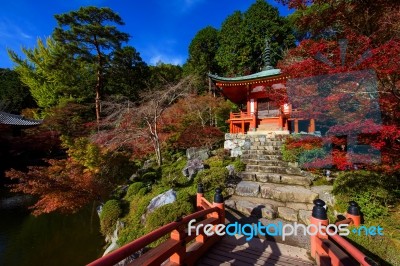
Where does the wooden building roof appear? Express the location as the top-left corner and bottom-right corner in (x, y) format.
(0, 111), (42, 126)
(209, 69), (289, 104)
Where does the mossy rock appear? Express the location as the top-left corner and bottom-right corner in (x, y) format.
(100, 200), (122, 236)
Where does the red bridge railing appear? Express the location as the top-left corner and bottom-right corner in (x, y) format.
(310, 199), (379, 266)
(87, 184), (225, 266)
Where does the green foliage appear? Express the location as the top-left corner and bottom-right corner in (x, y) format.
(148, 63), (183, 89)
(53, 6), (130, 120)
(298, 148), (327, 167)
(105, 46), (150, 101)
(333, 170), (399, 220)
(281, 135), (324, 165)
(8, 38), (95, 109)
(345, 222), (400, 266)
(195, 166), (229, 196)
(231, 158), (246, 172)
(159, 157), (188, 187)
(215, 0), (295, 75)
(100, 200), (121, 236)
(0, 68), (35, 113)
(125, 182), (145, 199)
(145, 201), (194, 230)
(184, 26), (220, 92)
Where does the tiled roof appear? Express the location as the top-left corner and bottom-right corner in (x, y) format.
(208, 69), (281, 82)
(0, 112), (42, 126)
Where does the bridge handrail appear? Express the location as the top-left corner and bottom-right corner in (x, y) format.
(87, 185), (224, 266)
(310, 199), (378, 266)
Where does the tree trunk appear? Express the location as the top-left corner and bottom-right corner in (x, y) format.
(95, 71), (101, 125)
(155, 137), (162, 166)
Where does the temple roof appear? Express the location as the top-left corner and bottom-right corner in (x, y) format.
(208, 69), (281, 83)
(0, 112), (42, 126)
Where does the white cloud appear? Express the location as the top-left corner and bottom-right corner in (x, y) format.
(149, 53), (184, 66)
(0, 19), (33, 41)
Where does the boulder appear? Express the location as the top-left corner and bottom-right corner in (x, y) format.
(186, 147), (210, 160)
(146, 189), (177, 215)
(226, 165), (235, 176)
(182, 158), (204, 180)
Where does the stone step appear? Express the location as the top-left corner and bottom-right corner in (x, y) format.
(235, 181), (319, 204)
(249, 145), (281, 151)
(260, 183), (318, 204)
(225, 195), (313, 224)
(250, 141), (283, 147)
(241, 159), (288, 167)
(241, 154), (282, 160)
(245, 165), (303, 175)
(242, 150), (281, 156)
(239, 171), (312, 186)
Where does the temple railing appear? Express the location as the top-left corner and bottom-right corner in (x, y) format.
(87, 185), (225, 266)
(310, 199), (379, 266)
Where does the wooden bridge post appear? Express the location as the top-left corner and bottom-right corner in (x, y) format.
(170, 226), (185, 264)
(213, 188), (225, 224)
(197, 183), (204, 211)
(346, 201), (361, 226)
(310, 199), (329, 261)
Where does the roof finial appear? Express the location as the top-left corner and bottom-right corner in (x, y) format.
(263, 36), (273, 71)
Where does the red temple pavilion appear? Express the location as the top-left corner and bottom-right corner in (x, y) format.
(209, 39), (316, 135)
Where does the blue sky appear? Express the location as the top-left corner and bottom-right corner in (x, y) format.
(0, 0), (292, 68)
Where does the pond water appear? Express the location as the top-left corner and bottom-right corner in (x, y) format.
(0, 188), (105, 266)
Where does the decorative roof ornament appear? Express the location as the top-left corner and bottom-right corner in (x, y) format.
(263, 37), (273, 71)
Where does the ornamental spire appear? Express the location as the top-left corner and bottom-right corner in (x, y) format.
(263, 36), (273, 71)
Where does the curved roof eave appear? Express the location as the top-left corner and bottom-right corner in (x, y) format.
(208, 69), (282, 82)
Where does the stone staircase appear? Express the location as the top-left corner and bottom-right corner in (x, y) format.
(226, 134), (332, 224)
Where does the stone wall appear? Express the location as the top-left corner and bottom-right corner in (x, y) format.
(224, 133), (251, 157)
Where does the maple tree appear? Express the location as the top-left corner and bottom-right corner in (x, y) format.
(276, 0), (400, 173)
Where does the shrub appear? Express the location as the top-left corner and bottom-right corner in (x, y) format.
(333, 170), (399, 220)
(194, 167), (229, 195)
(231, 158), (246, 172)
(145, 201), (194, 230)
(299, 148), (327, 167)
(125, 182), (145, 199)
(100, 200), (122, 236)
(281, 135), (324, 163)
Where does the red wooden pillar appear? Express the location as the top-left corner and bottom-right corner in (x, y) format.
(309, 119), (315, 132)
(279, 115), (283, 130)
(294, 119), (299, 133)
(241, 120), (245, 134)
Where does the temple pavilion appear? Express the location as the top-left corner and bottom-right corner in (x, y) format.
(209, 39), (316, 135)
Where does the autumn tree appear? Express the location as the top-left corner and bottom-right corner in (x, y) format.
(278, 24), (400, 173)
(6, 136), (132, 215)
(53, 6), (129, 123)
(95, 76), (198, 166)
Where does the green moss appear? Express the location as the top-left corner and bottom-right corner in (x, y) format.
(125, 182), (145, 200)
(100, 200), (121, 236)
(145, 201), (194, 230)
